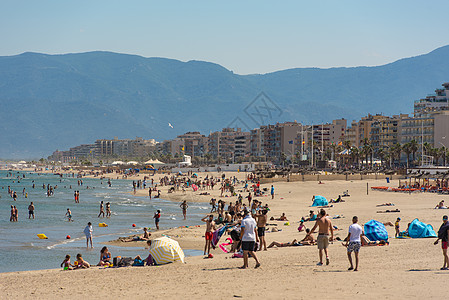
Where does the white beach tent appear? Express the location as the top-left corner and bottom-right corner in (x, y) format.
(127, 161), (139, 165)
(111, 161), (125, 165)
(144, 159), (165, 166)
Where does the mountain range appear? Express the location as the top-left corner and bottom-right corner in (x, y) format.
(1, 46), (449, 159)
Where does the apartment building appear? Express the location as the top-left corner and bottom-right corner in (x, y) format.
(414, 82), (449, 117)
(208, 128), (250, 159)
(370, 115), (405, 153)
(176, 132), (208, 157)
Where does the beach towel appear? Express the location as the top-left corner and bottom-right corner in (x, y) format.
(312, 195), (328, 207)
(364, 220), (389, 242)
(408, 218), (437, 238)
(211, 226), (227, 249)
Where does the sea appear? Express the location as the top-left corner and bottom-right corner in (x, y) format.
(0, 170), (206, 273)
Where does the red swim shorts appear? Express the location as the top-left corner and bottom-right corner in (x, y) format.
(205, 232), (213, 241)
(442, 242), (448, 250)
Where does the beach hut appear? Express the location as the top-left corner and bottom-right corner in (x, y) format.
(149, 237), (185, 265)
(312, 195), (328, 207)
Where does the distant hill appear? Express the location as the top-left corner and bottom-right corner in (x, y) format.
(1, 46), (449, 158)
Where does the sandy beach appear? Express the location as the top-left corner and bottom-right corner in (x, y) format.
(1, 172), (448, 299)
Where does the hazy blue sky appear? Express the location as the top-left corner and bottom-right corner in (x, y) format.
(1, 0), (449, 74)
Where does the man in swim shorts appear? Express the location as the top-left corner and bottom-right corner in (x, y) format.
(434, 215), (449, 270)
(344, 216), (363, 271)
(240, 210), (260, 269)
(28, 202), (35, 219)
(256, 209), (268, 251)
(201, 215), (216, 256)
(306, 209), (334, 266)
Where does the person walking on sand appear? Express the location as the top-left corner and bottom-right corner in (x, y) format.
(306, 208), (334, 266)
(256, 209), (268, 251)
(148, 187), (152, 200)
(180, 200), (188, 220)
(434, 215), (449, 270)
(240, 210), (261, 269)
(84, 222), (93, 249)
(201, 215), (216, 256)
(28, 202), (35, 219)
(271, 185), (275, 200)
(343, 216), (363, 271)
(98, 201), (105, 218)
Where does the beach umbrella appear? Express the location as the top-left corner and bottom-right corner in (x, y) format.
(149, 237), (185, 265)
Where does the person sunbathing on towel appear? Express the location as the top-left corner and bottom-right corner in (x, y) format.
(435, 200), (448, 209)
(377, 203), (395, 207)
(268, 229), (316, 248)
(122, 228), (151, 242)
(271, 213), (288, 221)
(343, 235), (387, 246)
(330, 195), (345, 203)
(376, 209), (400, 213)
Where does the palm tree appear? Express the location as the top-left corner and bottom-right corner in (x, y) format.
(280, 152), (287, 167)
(350, 147), (360, 168)
(361, 139), (372, 168)
(434, 147), (444, 166)
(376, 148), (386, 167)
(402, 142), (411, 168)
(409, 139), (418, 166)
(391, 143), (402, 166)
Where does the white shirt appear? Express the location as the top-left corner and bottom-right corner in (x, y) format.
(84, 225), (93, 237)
(348, 223), (363, 242)
(241, 215), (257, 242)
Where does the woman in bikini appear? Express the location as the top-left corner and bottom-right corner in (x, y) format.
(97, 246), (112, 266)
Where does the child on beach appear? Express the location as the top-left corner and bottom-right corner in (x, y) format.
(66, 208), (73, 221)
(395, 217), (401, 238)
(61, 254), (73, 270)
(74, 253), (90, 269)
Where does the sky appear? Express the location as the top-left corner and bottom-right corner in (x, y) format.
(1, 0), (449, 74)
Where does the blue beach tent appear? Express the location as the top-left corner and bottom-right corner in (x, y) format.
(364, 220), (389, 242)
(408, 218), (437, 238)
(312, 195), (328, 207)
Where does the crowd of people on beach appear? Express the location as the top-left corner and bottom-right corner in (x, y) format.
(4, 168), (449, 273)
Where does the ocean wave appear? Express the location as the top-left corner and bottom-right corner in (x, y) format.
(117, 203), (146, 207)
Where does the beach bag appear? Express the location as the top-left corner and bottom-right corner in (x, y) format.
(118, 257), (134, 267)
